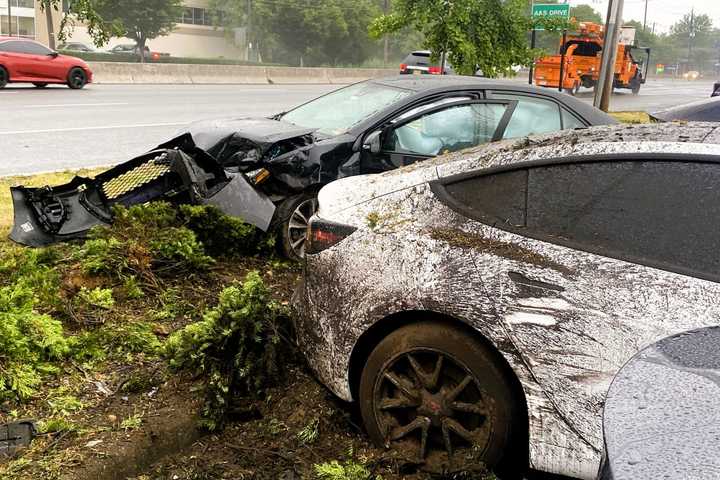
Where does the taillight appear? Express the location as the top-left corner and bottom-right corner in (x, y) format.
(306, 219), (357, 255)
(428, 66), (442, 74)
(400, 63), (408, 72)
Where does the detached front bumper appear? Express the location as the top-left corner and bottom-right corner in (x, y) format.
(10, 139), (276, 247)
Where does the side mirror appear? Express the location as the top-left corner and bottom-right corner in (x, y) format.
(49, 51), (59, 58)
(363, 130), (383, 154)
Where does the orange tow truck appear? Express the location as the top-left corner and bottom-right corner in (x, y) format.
(534, 22), (650, 95)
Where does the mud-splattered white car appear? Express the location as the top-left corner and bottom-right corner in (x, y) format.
(293, 122), (720, 479)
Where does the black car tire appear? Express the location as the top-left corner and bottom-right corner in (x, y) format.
(33, 82), (48, 88)
(359, 321), (520, 474)
(631, 75), (642, 95)
(0, 66), (8, 88)
(275, 192), (318, 261)
(67, 68), (87, 89)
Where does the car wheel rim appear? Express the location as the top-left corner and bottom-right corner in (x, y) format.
(0, 69), (6, 84)
(372, 348), (493, 466)
(287, 198), (317, 258)
(71, 71), (85, 88)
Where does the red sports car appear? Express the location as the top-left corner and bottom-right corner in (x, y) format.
(0, 37), (93, 89)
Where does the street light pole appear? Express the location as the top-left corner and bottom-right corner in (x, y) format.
(643, 0), (648, 31)
(8, 0), (12, 37)
(593, 0), (624, 112)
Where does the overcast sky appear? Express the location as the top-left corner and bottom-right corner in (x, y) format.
(565, 0), (720, 33)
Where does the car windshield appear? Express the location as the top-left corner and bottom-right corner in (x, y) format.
(281, 82), (413, 135)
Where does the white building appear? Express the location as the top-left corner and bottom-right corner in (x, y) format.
(0, 0), (246, 59)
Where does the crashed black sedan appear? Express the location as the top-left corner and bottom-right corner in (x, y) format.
(10, 75), (616, 259)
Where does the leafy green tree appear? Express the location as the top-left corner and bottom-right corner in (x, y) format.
(94, 0), (183, 62)
(40, 0), (120, 47)
(210, 0), (381, 66)
(670, 12), (715, 71)
(570, 4), (602, 24)
(370, 0), (559, 76)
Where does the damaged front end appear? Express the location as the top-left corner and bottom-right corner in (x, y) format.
(10, 134), (276, 247)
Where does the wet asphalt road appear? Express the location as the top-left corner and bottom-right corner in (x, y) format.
(0, 78), (715, 177)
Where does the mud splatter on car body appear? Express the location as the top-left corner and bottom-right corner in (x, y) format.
(293, 122), (720, 479)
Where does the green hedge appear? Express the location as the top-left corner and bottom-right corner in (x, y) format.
(58, 50), (283, 66)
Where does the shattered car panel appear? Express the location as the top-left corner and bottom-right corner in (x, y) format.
(10, 76), (616, 249)
(0, 420), (36, 460)
(601, 326), (720, 480)
(10, 137), (275, 246)
(293, 123), (720, 479)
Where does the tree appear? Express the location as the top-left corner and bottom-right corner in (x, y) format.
(570, 4), (602, 24)
(40, 0), (120, 47)
(94, 0), (183, 62)
(370, 0), (567, 77)
(209, 0), (381, 66)
(670, 12), (715, 71)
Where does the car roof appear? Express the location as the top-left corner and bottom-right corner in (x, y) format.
(369, 75), (617, 126)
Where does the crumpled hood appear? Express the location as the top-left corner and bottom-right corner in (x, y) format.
(178, 117), (317, 152)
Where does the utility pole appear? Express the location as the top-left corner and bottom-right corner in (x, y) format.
(383, 0), (389, 66)
(44, 1), (56, 50)
(643, 0), (648, 31)
(246, 0), (252, 62)
(7, 0), (12, 37)
(687, 8), (695, 72)
(594, 0), (624, 112)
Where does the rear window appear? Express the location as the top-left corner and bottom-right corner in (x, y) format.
(403, 51), (433, 65)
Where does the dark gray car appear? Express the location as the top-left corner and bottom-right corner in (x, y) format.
(10, 76), (615, 260)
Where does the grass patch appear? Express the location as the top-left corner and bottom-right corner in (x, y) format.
(609, 111), (653, 124)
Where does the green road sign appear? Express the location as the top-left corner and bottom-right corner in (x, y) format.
(532, 3), (570, 30)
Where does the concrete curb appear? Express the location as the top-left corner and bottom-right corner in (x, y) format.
(88, 62), (397, 85)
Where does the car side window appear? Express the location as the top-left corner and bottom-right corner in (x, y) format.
(561, 108), (585, 129)
(383, 103), (509, 157)
(0, 41), (51, 55)
(432, 159), (720, 280)
(491, 93), (562, 139)
(391, 96), (473, 124)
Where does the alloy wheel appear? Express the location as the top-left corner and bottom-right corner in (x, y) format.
(286, 197), (317, 259)
(372, 348), (493, 466)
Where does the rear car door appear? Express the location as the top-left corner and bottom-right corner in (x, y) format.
(488, 91), (587, 136)
(431, 155), (720, 478)
(361, 99), (517, 174)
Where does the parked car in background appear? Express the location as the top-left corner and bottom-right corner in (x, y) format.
(601, 326), (720, 479)
(400, 50), (454, 75)
(10, 76), (615, 261)
(0, 36), (92, 89)
(294, 123), (720, 478)
(107, 44), (162, 61)
(713, 80), (720, 97)
(57, 42), (95, 53)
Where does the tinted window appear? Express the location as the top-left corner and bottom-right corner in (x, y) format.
(562, 108), (586, 129)
(1, 41), (52, 55)
(385, 103), (509, 156)
(435, 160), (720, 279)
(492, 93), (562, 138)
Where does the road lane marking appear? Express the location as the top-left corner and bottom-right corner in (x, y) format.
(24, 102), (130, 108)
(0, 122), (186, 136)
